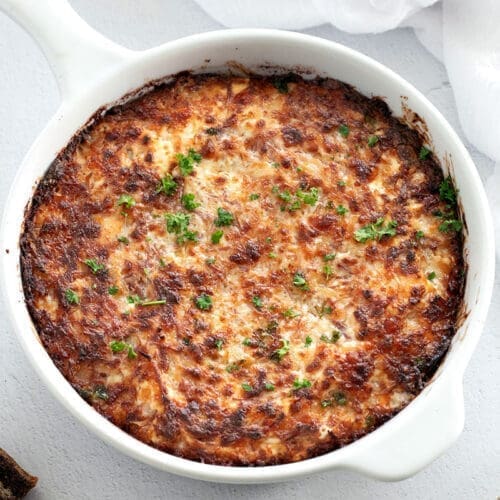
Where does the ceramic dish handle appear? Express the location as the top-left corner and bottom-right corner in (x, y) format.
(343, 374), (464, 480)
(0, 0), (133, 102)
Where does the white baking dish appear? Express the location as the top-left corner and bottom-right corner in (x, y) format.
(0, 0), (495, 484)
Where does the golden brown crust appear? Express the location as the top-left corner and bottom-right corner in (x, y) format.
(20, 73), (464, 465)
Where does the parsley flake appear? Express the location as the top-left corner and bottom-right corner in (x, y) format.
(264, 382), (275, 391)
(415, 230), (425, 240)
(320, 330), (341, 343)
(427, 271), (436, 281)
(165, 212), (198, 244)
(65, 289), (79, 305)
(283, 308), (300, 319)
(249, 193), (260, 201)
(117, 236), (129, 244)
(214, 207), (234, 227)
(117, 194), (135, 209)
(194, 293), (212, 311)
(292, 272), (309, 290)
(339, 124), (350, 138)
(367, 135), (379, 147)
(252, 296), (263, 310)
(324, 253), (336, 261)
(176, 149), (202, 176)
(419, 146), (432, 160)
(323, 265), (333, 279)
(438, 219), (462, 233)
(336, 205), (348, 215)
(181, 193), (201, 211)
(241, 383), (253, 392)
(439, 176), (458, 206)
(215, 339), (224, 351)
(110, 340), (137, 360)
(304, 336), (313, 347)
(108, 285), (119, 295)
(354, 218), (398, 243)
(156, 174), (178, 196)
(211, 229), (224, 244)
(84, 259), (105, 274)
(272, 339), (290, 362)
(293, 378), (311, 390)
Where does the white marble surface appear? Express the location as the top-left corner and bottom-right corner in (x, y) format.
(0, 1), (498, 499)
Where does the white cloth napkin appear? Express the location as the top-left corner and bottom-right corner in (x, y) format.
(195, 0), (500, 255)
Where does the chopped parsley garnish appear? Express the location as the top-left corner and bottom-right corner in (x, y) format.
(272, 338), (290, 361)
(323, 265), (333, 279)
(320, 330), (341, 343)
(110, 340), (137, 360)
(438, 218), (462, 233)
(181, 193), (201, 211)
(84, 259), (105, 274)
(336, 205), (348, 215)
(176, 149), (202, 176)
(165, 212), (198, 244)
(367, 135), (379, 147)
(337, 180), (346, 187)
(269, 252), (278, 259)
(242, 337), (252, 346)
(264, 382), (275, 391)
(427, 271), (436, 281)
(415, 230), (425, 240)
(354, 218), (398, 243)
(272, 186), (319, 211)
(324, 253), (336, 261)
(211, 229), (224, 244)
(252, 296), (263, 310)
(293, 378), (311, 390)
(117, 236), (129, 244)
(322, 391), (347, 407)
(316, 303), (333, 317)
(226, 363), (241, 373)
(271, 162), (281, 168)
(297, 187), (319, 206)
(439, 176), (458, 206)
(249, 193), (260, 201)
(339, 124), (350, 138)
(127, 295), (141, 304)
(292, 272), (309, 290)
(194, 293), (212, 311)
(241, 383), (253, 392)
(304, 336), (313, 347)
(214, 207), (234, 227)
(108, 285), (119, 295)
(333, 391), (347, 405)
(283, 308), (300, 319)
(156, 174), (178, 196)
(65, 289), (79, 305)
(117, 194), (135, 209)
(419, 146), (431, 160)
(205, 256), (216, 265)
(215, 339), (224, 351)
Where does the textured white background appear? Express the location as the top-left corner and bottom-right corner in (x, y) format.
(0, 1), (499, 499)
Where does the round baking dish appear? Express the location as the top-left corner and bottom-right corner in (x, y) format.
(0, 0), (495, 484)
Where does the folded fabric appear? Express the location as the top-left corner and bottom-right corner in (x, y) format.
(195, 0), (500, 255)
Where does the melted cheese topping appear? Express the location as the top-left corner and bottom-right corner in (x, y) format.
(21, 74), (464, 465)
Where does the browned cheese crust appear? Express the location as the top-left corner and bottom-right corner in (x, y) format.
(20, 74), (464, 466)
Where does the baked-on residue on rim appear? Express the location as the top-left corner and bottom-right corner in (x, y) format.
(20, 73), (464, 466)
